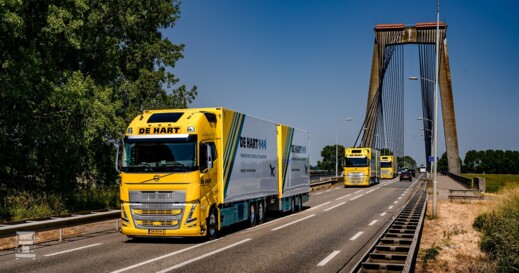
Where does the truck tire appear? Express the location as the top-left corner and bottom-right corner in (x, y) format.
(296, 196), (302, 212)
(206, 208), (218, 240)
(248, 202), (257, 227)
(291, 198), (296, 214)
(257, 201), (265, 224)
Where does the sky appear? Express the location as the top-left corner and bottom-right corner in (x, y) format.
(164, 0), (519, 166)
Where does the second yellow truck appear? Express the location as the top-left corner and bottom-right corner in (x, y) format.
(343, 147), (380, 186)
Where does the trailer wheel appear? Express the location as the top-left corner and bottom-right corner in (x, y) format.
(248, 202), (257, 227)
(291, 198), (296, 213)
(257, 201), (265, 224)
(296, 196), (302, 212)
(206, 208), (218, 240)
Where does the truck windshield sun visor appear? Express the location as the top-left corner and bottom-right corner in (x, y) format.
(147, 112), (184, 123)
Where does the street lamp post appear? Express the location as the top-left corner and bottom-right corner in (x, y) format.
(336, 118), (352, 177)
(408, 0), (440, 217)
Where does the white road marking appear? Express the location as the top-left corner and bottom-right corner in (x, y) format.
(111, 240), (217, 273)
(369, 220), (378, 226)
(350, 231), (364, 241)
(323, 202), (346, 212)
(272, 214), (316, 231)
(366, 189), (375, 193)
(380, 212), (387, 217)
(308, 201), (332, 211)
(325, 189), (332, 193)
(336, 194), (352, 200)
(240, 212), (297, 233)
(354, 190), (363, 194)
(350, 194), (364, 201)
(394, 201), (399, 204)
(317, 250), (341, 267)
(398, 197), (402, 200)
(45, 243), (103, 257)
(156, 238), (252, 273)
(388, 205), (394, 210)
(314, 192), (323, 195)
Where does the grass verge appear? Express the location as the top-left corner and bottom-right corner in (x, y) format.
(416, 200), (496, 272)
(463, 173), (519, 193)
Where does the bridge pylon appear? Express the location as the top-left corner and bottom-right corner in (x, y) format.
(358, 23), (461, 174)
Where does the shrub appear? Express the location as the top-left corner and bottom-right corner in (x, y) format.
(0, 186), (119, 222)
(474, 185), (519, 272)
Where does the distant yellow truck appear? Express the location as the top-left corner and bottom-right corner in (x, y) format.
(343, 147), (380, 186)
(118, 108), (310, 239)
(380, 155), (396, 179)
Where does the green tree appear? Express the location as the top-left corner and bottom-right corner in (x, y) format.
(380, 148), (393, 156)
(437, 152), (448, 171)
(397, 156), (417, 169)
(317, 145), (344, 173)
(0, 1), (196, 194)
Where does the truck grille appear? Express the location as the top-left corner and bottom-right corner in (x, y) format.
(129, 191), (186, 230)
(348, 172), (365, 183)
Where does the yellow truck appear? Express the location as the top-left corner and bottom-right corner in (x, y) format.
(380, 155), (396, 179)
(118, 108), (309, 239)
(343, 147), (380, 186)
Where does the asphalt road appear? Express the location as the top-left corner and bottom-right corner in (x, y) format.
(0, 177), (421, 273)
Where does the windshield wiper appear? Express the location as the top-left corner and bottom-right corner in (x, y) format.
(126, 163), (153, 171)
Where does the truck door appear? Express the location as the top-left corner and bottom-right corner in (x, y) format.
(200, 142), (218, 214)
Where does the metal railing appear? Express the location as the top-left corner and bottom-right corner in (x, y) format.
(0, 209), (120, 239)
(0, 178), (341, 239)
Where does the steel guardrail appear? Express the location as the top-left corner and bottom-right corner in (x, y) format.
(0, 209), (120, 239)
(0, 179), (337, 239)
(350, 180), (427, 273)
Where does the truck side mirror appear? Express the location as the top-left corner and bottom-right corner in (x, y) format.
(114, 139), (122, 173)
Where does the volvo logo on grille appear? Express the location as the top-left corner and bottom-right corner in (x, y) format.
(153, 175), (160, 182)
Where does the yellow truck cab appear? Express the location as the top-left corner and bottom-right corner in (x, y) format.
(380, 155), (396, 179)
(343, 147), (380, 186)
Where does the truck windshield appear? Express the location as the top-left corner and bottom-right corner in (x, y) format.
(345, 157), (368, 167)
(123, 139), (197, 173)
(381, 162), (392, 168)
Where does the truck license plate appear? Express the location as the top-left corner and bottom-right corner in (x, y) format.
(148, 229), (166, 235)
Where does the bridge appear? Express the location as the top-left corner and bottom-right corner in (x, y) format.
(354, 22), (461, 175)
(0, 23), (474, 273)
(1, 175), (476, 273)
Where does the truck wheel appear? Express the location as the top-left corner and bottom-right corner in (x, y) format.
(296, 196), (302, 212)
(206, 208), (218, 240)
(291, 198), (296, 213)
(248, 202), (257, 227)
(257, 201), (265, 224)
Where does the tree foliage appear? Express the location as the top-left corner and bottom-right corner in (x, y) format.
(0, 1), (196, 195)
(317, 145), (344, 173)
(397, 156), (417, 169)
(380, 148), (393, 156)
(463, 150), (519, 174)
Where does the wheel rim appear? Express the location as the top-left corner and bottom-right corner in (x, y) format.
(208, 212), (216, 238)
(258, 202), (264, 223)
(250, 203), (256, 226)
